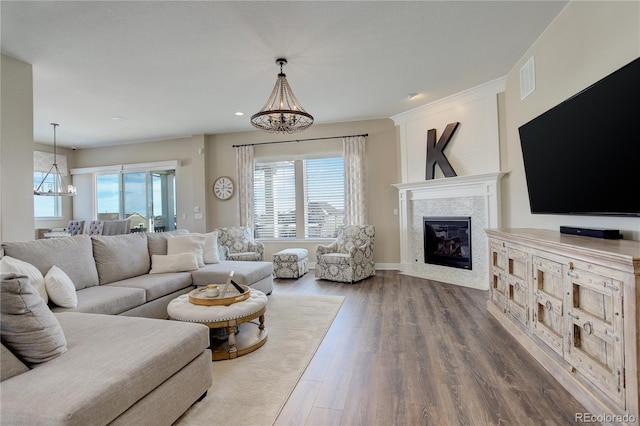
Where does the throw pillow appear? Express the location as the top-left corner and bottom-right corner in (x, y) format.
(146, 229), (190, 257)
(0, 273), (67, 364)
(0, 256), (48, 304)
(149, 253), (199, 274)
(44, 266), (78, 309)
(167, 234), (205, 267)
(202, 231), (220, 264)
(2, 235), (100, 290)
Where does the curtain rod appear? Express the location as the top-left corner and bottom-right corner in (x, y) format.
(232, 133), (368, 148)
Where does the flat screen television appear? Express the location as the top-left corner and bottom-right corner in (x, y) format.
(518, 57), (640, 217)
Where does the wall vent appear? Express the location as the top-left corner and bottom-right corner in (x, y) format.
(520, 56), (536, 100)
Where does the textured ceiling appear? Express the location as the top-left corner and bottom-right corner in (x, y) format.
(1, 1), (567, 148)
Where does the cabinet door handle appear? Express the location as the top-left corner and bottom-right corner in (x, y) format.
(545, 301), (552, 311)
(514, 281), (521, 291)
(567, 270), (578, 278)
(604, 283), (619, 292)
(583, 321), (593, 335)
(567, 312), (580, 320)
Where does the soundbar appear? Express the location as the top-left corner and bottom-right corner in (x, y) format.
(560, 226), (622, 240)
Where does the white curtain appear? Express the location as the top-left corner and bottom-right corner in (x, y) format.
(343, 135), (367, 225)
(235, 145), (254, 229)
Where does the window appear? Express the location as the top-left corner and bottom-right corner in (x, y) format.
(95, 169), (176, 232)
(304, 157), (345, 238)
(96, 173), (120, 219)
(33, 150), (68, 218)
(254, 157), (344, 239)
(33, 171), (61, 218)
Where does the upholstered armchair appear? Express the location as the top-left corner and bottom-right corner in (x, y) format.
(65, 220), (85, 235)
(315, 225), (375, 283)
(215, 227), (264, 261)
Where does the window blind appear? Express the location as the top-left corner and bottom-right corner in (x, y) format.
(304, 157), (344, 238)
(254, 161), (296, 238)
(34, 151), (68, 175)
(253, 157), (344, 239)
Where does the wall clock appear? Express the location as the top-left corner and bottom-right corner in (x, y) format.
(213, 176), (234, 200)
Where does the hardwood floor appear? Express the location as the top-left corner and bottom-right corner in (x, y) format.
(272, 270), (590, 426)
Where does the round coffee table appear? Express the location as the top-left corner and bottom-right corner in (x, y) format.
(167, 290), (268, 361)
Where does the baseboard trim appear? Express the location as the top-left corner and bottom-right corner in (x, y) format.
(308, 263), (400, 271)
(375, 263), (401, 270)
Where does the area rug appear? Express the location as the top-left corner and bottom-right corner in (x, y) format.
(175, 293), (344, 426)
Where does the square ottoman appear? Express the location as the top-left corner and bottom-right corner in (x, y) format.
(273, 248), (309, 279)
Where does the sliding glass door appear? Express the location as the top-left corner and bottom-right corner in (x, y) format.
(96, 169), (176, 231)
(150, 170), (176, 232)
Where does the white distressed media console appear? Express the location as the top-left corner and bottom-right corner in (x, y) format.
(486, 228), (640, 423)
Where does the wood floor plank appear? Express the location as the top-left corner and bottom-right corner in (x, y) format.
(274, 379), (321, 426)
(273, 271), (590, 425)
(305, 407), (344, 426)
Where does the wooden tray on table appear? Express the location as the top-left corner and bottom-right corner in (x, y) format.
(189, 284), (250, 306)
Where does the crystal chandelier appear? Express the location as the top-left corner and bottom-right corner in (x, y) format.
(34, 123), (77, 196)
(250, 58), (314, 134)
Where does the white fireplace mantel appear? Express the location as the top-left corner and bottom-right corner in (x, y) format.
(392, 172), (507, 287)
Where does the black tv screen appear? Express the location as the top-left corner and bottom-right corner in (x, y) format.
(518, 57), (640, 217)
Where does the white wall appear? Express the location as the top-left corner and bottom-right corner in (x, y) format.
(62, 120), (401, 265)
(392, 78), (505, 182)
(72, 135), (207, 233)
(502, 1), (640, 239)
(206, 119), (400, 266)
(1, 54), (34, 241)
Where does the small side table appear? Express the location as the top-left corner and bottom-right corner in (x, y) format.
(273, 248), (309, 279)
(167, 290), (268, 361)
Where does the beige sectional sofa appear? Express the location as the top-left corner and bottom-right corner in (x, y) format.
(0, 230), (274, 425)
(1, 230), (274, 318)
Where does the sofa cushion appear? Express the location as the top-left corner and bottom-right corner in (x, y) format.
(146, 229), (189, 257)
(1, 343), (30, 381)
(167, 234), (206, 267)
(44, 265), (78, 308)
(149, 253), (199, 274)
(92, 233), (150, 285)
(1, 235), (99, 290)
(0, 312), (210, 426)
(202, 231), (220, 264)
(0, 256), (48, 303)
(191, 261), (273, 286)
(51, 285), (146, 315)
(105, 272), (192, 302)
(0, 273), (67, 364)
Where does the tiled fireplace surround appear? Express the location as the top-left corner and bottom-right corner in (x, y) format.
(393, 173), (505, 291)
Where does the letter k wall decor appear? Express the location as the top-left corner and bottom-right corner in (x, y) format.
(425, 122), (459, 180)
(391, 78), (504, 184)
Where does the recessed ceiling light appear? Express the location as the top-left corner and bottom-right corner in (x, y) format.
(235, 112), (244, 116)
(407, 93), (420, 100)
(111, 116), (126, 120)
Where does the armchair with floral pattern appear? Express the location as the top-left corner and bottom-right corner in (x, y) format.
(215, 226), (264, 261)
(315, 225), (375, 283)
